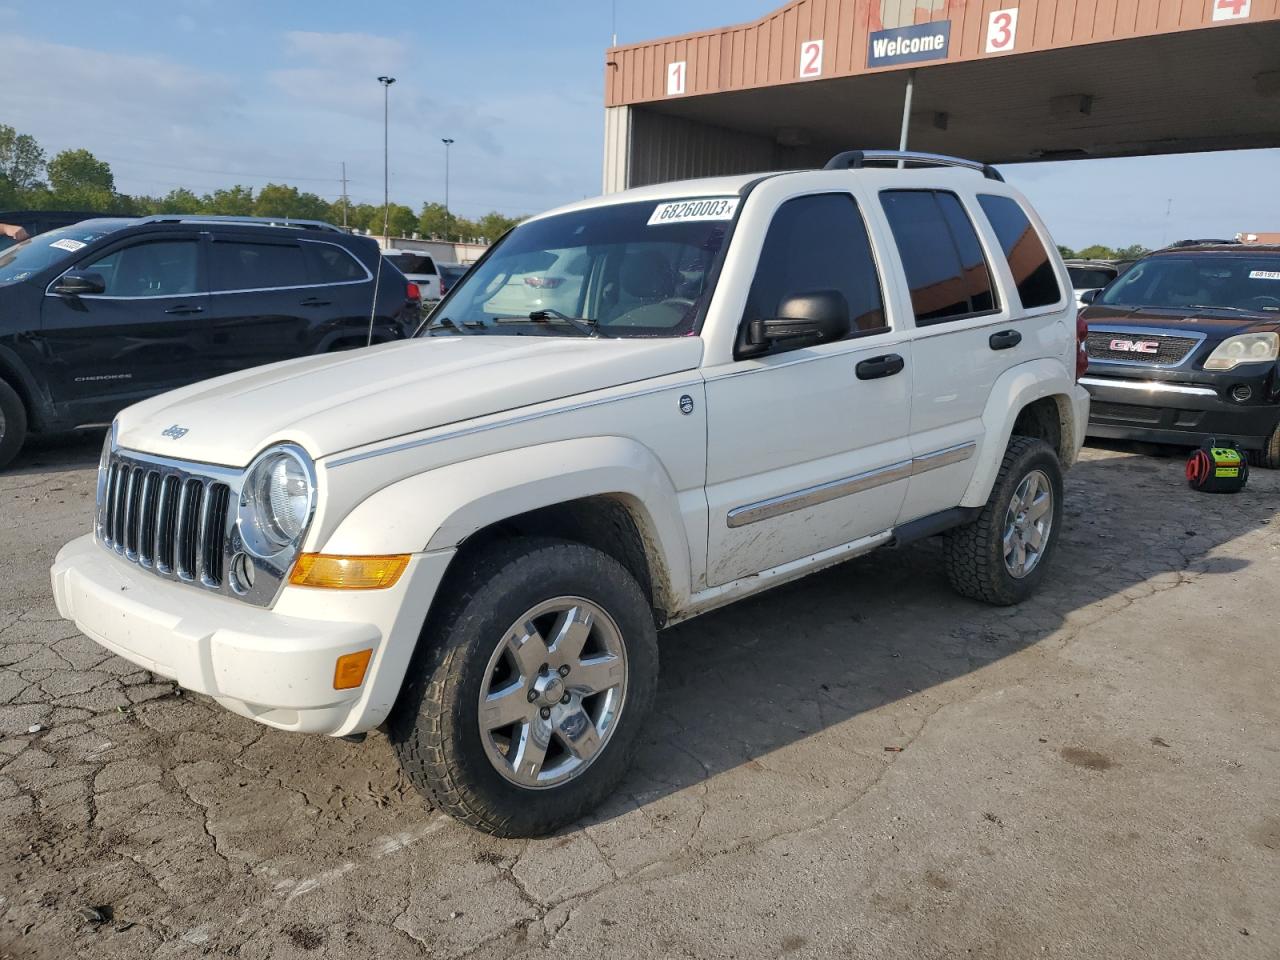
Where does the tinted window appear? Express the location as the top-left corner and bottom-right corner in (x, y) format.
(744, 193), (886, 335)
(1067, 266), (1117, 290)
(83, 240), (199, 297)
(978, 194), (1061, 309)
(389, 254), (437, 275)
(304, 243), (366, 283)
(211, 240), (307, 291)
(1100, 254), (1280, 313)
(881, 190), (996, 324)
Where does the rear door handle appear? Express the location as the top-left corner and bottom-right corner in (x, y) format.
(300, 297), (332, 307)
(164, 305), (203, 315)
(989, 329), (1022, 350)
(855, 353), (905, 380)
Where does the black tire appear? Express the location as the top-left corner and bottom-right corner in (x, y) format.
(388, 537), (659, 837)
(1249, 423), (1280, 470)
(0, 379), (28, 471)
(943, 436), (1064, 606)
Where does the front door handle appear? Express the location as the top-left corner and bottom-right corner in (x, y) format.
(855, 353), (905, 380)
(989, 329), (1022, 350)
(300, 297), (332, 307)
(164, 304), (203, 316)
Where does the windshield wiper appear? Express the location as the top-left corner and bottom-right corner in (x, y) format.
(1186, 304), (1251, 314)
(418, 315), (485, 336)
(493, 310), (611, 338)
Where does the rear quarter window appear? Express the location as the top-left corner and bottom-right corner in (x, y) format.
(977, 194), (1062, 310)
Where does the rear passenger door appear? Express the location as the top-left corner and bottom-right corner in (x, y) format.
(703, 192), (913, 585)
(205, 234), (316, 378)
(880, 189), (1064, 522)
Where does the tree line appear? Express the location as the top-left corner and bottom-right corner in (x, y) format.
(0, 125), (522, 243)
(1056, 243), (1151, 261)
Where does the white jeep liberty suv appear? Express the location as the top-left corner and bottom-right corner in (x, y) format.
(52, 151), (1089, 836)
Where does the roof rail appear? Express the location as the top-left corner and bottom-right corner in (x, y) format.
(823, 150), (1005, 182)
(135, 214), (346, 233)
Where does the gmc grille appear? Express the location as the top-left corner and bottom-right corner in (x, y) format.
(98, 453), (233, 588)
(1086, 331), (1198, 366)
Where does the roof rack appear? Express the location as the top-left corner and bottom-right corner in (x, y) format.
(135, 214), (346, 233)
(823, 150), (1005, 182)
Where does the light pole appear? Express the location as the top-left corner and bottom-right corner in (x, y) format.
(377, 76), (396, 242)
(441, 138), (455, 242)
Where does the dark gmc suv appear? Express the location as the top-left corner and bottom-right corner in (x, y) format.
(1079, 243), (1280, 467)
(0, 215), (421, 468)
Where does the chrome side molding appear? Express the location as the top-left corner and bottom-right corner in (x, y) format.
(726, 441), (976, 529)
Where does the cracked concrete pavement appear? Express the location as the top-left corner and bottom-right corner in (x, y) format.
(1, 432), (1278, 959)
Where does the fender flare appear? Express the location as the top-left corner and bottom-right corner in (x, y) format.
(960, 358), (1079, 508)
(321, 435), (694, 608)
(0, 343), (55, 429)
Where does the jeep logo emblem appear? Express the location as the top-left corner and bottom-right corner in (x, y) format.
(1109, 338), (1160, 354)
(161, 424), (189, 440)
(679, 394), (695, 416)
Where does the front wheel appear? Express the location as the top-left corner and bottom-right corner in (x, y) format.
(943, 436), (1064, 606)
(0, 379), (28, 471)
(388, 537), (658, 837)
(1250, 421), (1280, 470)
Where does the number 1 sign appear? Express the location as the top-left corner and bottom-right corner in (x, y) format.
(799, 39), (824, 78)
(667, 61), (686, 96)
(985, 8), (1018, 54)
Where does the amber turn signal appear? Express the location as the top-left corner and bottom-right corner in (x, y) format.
(289, 554), (410, 590)
(333, 649), (373, 690)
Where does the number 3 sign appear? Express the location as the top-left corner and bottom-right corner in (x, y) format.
(985, 8), (1019, 53)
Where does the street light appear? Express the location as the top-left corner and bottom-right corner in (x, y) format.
(441, 138), (455, 242)
(377, 76), (396, 242)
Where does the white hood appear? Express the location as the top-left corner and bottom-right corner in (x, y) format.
(115, 335), (704, 466)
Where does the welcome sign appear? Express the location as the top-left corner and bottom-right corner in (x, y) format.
(868, 20), (952, 67)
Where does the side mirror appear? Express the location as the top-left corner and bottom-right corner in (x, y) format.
(52, 272), (106, 296)
(744, 290), (851, 356)
(1079, 288), (1099, 305)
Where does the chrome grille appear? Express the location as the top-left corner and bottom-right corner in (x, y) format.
(1086, 331), (1198, 366)
(98, 453), (233, 588)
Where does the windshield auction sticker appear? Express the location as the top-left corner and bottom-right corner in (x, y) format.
(648, 198), (740, 226)
(49, 238), (87, 253)
(1249, 270), (1280, 280)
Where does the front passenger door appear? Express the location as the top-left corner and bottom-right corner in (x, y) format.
(702, 192), (913, 586)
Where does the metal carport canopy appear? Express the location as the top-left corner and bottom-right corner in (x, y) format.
(602, 0), (1280, 190)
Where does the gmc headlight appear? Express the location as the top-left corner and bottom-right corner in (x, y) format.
(1204, 332), (1279, 371)
(237, 444), (316, 557)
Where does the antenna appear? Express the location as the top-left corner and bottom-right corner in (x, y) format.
(339, 161), (350, 228)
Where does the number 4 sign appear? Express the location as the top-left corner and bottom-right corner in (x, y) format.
(985, 8), (1018, 53)
(667, 61), (686, 96)
(1212, 0), (1250, 20)
(799, 39), (824, 79)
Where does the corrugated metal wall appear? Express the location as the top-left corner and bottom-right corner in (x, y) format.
(605, 0), (1280, 106)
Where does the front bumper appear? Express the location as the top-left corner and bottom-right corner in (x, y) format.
(1081, 366), (1280, 450)
(51, 535), (453, 735)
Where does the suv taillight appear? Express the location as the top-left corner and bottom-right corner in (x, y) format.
(406, 282), (421, 302)
(1076, 309), (1089, 380)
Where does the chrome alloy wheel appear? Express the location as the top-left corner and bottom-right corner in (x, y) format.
(1003, 469), (1053, 579)
(477, 597), (628, 789)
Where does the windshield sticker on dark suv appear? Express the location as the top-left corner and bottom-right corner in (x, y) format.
(648, 198), (739, 226)
(1249, 270), (1280, 281)
(49, 238), (87, 253)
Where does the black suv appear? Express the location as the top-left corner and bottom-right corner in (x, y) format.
(1079, 243), (1280, 466)
(0, 215), (421, 468)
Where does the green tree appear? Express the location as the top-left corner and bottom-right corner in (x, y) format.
(475, 211), (521, 242)
(0, 124), (46, 193)
(1075, 244), (1117, 261)
(253, 183), (333, 221)
(46, 148), (115, 209)
(1114, 243), (1150, 260)
(366, 203), (416, 237)
(1056, 244), (1076, 260)
(417, 201), (450, 238)
(157, 188), (203, 213)
(202, 185), (256, 216)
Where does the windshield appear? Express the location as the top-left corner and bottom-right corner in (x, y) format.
(0, 225), (114, 286)
(1100, 254), (1280, 313)
(421, 198), (732, 338)
(1068, 266), (1116, 290)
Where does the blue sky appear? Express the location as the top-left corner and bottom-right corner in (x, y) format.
(0, 0), (1275, 249)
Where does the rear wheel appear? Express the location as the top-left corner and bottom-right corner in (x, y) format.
(389, 537), (658, 837)
(0, 379), (28, 471)
(944, 436), (1064, 606)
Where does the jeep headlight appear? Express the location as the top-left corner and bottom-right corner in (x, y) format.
(1204, 332), (1279, 371)
(237, 444), (315, 557)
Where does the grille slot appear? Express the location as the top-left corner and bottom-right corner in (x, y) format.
(99, 453), (234, 592)
(1086, 331), (1198, 366)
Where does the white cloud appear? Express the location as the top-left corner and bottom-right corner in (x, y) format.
(281, 31), (408, 72)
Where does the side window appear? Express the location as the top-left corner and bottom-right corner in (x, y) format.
(977, 194), (1061, 310)
(210, 240), (307, 291)
(880, 190), (997, 325)
(303, 243), (367, 284)
(81, 240), (199, 297)
(743, 193), (887, 335)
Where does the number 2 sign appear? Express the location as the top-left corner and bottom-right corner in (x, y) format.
(985, 8), (1019, 54)
(667, 61), (686, 96)
(799, 39), (824, 78)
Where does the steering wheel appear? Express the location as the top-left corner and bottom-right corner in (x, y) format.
(1246, 295), (1280, 310)
(611, 298), (696, 328)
